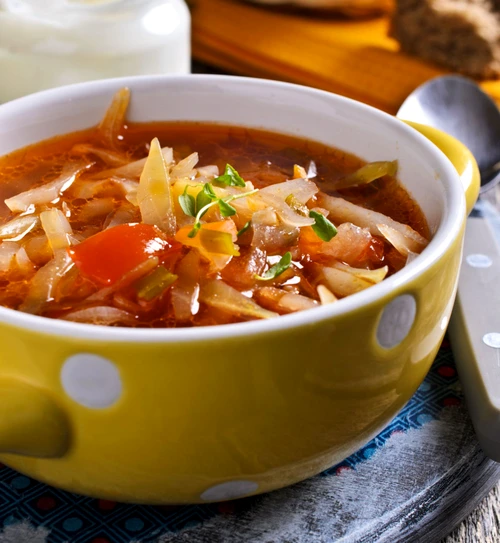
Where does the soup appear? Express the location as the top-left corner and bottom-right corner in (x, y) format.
(0, 89), (429, 327)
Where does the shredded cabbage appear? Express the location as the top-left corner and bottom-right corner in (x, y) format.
(171, 250), (201, 322)
(19, 249), (74, 314)
(317, 192), (428, 252)
(171, 152), (199, 180)
(0, 215), (39, 241)
(315, 261), (388, 298)
(97, 87), (130, 148)
(40, 209), (73, 252)
(5, 161), (91, 213)
(200, 279), (278, 320)
(0, 242), (19, 272)
(94, 147), (173, 180)
(137, 138), (176, 236)
(72, 144), (128, 167)
(317, 284), (337, 305)
(62, 306), (135, 325)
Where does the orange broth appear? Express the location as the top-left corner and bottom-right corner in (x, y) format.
(0, 122), (429, 327)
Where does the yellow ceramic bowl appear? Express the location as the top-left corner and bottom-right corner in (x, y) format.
(0, 75), (479, 504)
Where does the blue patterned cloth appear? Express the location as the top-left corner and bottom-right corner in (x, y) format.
(0, 339), (461, 543)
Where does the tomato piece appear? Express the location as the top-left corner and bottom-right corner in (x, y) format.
(68, 223), (169, 286)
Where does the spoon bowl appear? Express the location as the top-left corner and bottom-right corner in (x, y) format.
(398, 75), (500, 193)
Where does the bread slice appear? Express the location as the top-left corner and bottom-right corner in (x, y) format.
(391, 0), (500, 78)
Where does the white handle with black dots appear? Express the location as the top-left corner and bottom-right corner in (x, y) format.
(449, 217), (500, 461)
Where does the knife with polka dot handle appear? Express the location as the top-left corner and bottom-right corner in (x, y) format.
(448, 217), (500, 461)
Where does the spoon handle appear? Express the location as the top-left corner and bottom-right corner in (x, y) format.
(449, 217), (500, 461)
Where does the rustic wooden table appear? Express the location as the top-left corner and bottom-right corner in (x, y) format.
(444, 483), (500, 543)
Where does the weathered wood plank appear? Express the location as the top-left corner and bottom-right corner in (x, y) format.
(442, 481), (500, 543)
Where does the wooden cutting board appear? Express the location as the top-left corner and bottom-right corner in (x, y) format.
(191, 0), (500, 114)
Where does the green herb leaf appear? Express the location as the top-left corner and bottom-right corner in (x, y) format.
(196, 183), (218, 217)
(256, 252), (292, 281)
(179, 186), (196, 217)
(196, 191), (211, 216)
(195, 189), (210, 215)
(218, 199), (237, 217)
(237, 221), (251, 237)
(203, 182), (218, 199)
(214, 164), (246, 187)
(188, 188), (260, 238)
(188, 222), (201, 238)
(309, 211), (337, 242)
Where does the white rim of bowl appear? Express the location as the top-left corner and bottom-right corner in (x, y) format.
(0, 74), (464, 343)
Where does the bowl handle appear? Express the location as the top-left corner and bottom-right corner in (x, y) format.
(0, 380), (70, 458)
(403, 121), (480, 215)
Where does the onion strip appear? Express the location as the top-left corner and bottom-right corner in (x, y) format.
(257, 286), (318, 313)
(137, 138), (176, 236)
(253, 179), (317, 227)
(5, 161), (92, 213)
(0, 242), (19, 272)
(330, 261), (388, 283)
(15, 247), (34, 274)
(93, 148), (173, 180)
(200, 279), (278, 320)
(97, 87), (130, 148)
(0, 215), (39, 241)
(317, 192), (428, 252)
(72, 144), (128, 166)
(377, 223), (424, 257)
(314, 262), (386, 298)
(170, 152), (199, 179)
(62, 306), (135, 325)
(171, 250), (201, 322)
(19, 249), (74, 314)
(40, 209), (73, 252)
(317, 284), (337, 305)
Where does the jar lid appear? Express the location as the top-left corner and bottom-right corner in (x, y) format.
(0, 0), (189, 54)
(1, 0), (158, 23)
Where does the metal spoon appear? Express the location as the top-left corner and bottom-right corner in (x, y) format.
(398, 75), (500, 461)
(398, 75), (500, 193)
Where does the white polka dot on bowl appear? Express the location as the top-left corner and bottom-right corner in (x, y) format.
(61, 353), (122, 408)
(376, 294), (417, 349)
(200, 480), (259, 502)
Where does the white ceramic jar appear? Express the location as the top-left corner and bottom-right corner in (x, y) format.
(0, 0), (191, 103)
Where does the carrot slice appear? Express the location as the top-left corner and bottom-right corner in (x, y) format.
(175, 220), (240, 270)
